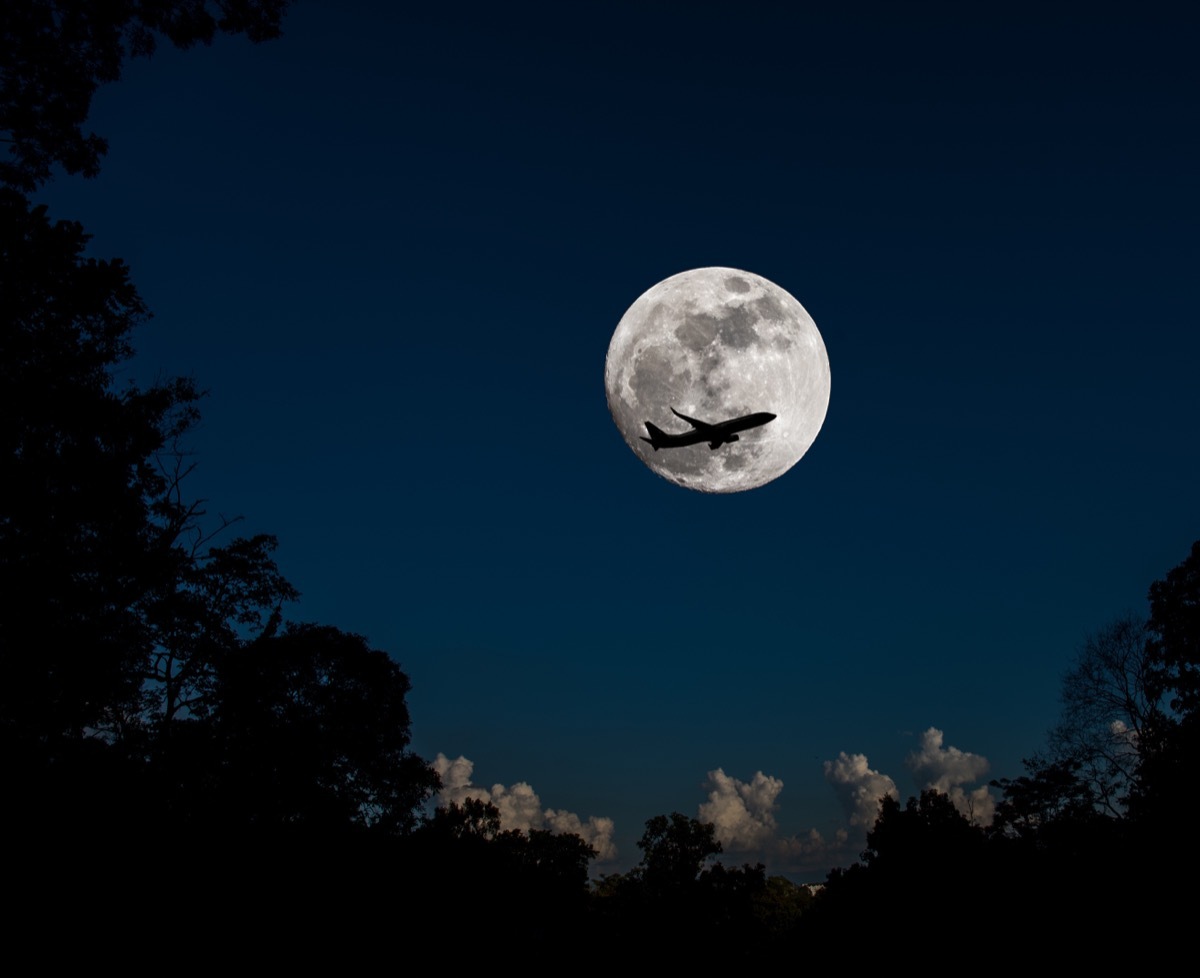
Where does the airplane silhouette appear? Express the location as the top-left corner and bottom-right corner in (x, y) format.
(641, 407), (776, 451)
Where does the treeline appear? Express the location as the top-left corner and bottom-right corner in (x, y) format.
(4, 2), (1196, 960)
(805, 545), (1200, 952)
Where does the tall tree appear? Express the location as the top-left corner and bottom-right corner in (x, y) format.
(1043, 613), (1158, 814)
(0, 188), (201, 746)
(2, 0), (442, 864)
(637, 811), (723, 891)
(1130, 541), (1200, 836)
(1145, 540), (1200, 717)
(197, 623), (438, 834)
(1, 0), (296, 748)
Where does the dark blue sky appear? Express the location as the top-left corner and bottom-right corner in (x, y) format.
(41, 0), (1199, 875)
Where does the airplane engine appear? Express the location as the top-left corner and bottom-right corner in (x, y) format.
(728, 433), (740, 442)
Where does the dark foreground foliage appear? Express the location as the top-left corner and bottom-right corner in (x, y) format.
(1, 0), (289, 190)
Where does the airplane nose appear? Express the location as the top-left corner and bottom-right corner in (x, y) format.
(765, 413), (777, 421)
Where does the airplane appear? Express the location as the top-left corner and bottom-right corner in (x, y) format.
(641, 407), (777, 451)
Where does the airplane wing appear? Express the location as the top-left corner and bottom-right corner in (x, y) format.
(670, 407), (715, 431)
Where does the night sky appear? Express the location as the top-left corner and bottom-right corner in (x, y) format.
(39, 0), (1200, 876)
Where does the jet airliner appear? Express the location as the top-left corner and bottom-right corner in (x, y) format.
(641, 407), (776, 451)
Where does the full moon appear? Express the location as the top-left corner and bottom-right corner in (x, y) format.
(605, 268), (830, 493)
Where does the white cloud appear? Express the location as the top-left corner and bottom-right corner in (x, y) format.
(943, 784), (995, 825)
(431, 753), (617, 861)
(696, 768), (850, 874)
(823, 751), (899, 828)
(699, 768), (783, 850)
(489, 780), (544, 832)
(907, 727), (990, 790)
(432, 752), (476, 794)
(905, 727), (995, 825)
(545, 809), (617, 862)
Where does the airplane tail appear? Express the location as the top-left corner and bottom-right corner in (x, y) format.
(641, 421), (667, 450)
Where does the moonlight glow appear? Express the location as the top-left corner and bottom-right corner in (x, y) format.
(605, 268), (830, 492)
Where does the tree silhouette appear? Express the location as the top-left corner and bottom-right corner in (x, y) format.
(1130, 540), (1200, 845)
(990, 758), (1101, 841)
(425, 797), (504, 841)
(141, 533), (298, 730)
(594, 813), (781, 956)
(801, 790), (993, 946)
(1, 0), (290, 191)
(1, 3), (444, 848)
(862, 789), (985, 874)
(501, 827), (597, 892)
(0, 189), (201, 748)
(802, 549), (1200, 952)
(409, 799), (598, 943)
(1042, 613), (1158, 814)
(636, 811), (723, 891)
(422, 799), (598, 882)
(1145, 540), (1200, 717)
(193, 623), (438, 834)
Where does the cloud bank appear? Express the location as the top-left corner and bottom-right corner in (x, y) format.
(433, 727), (994, 877)
(432, 753), (617, 861)
(698, 768), (848, 873)
(693, 728), (993, 874)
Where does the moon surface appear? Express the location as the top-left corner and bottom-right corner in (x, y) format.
(605, 268), (830, 493)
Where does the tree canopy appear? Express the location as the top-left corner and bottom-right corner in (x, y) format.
(637, 810), (723, 890)
(1, 0), (290, 190)
(1145, 540), (1200, 717)
(1129, 541), (1200, 839)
